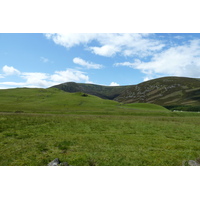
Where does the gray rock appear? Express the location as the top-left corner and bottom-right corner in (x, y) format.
(48, 158), (60, 166)
(188, 160), (200, 166)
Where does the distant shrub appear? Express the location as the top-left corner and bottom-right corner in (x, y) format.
(81, 93), (88, 97)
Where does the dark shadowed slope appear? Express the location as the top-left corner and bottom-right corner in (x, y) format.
(51, 82), (130, 100)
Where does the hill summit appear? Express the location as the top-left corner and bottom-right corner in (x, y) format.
(51, 82), (130, 100)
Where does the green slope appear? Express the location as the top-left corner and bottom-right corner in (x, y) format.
(0, 87), (169, 115)
(0, 87), (119, 113)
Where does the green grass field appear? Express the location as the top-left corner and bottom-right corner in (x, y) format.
(0, 88), (200, 166)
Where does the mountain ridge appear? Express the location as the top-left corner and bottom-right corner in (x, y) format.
(51, 81), (131, 100)
(51, 76), (200, 106)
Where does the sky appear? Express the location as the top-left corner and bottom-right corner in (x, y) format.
(1, 33), (200, 89)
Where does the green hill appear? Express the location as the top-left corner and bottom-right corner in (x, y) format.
(51, 77), (200, 108)
(0, 87), (169, 115)
(0, 87), (119, 113)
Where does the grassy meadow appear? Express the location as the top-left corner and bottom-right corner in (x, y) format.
(0, 88), (200, 166)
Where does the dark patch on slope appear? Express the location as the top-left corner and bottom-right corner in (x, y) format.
(51, 82), (130, 100)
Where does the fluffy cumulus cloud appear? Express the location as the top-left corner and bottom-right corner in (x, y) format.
(50, 68), (89, 83)
(110, 82), (120, 86)
(2, 65), (21, 76)
(89, 45), (120, 57)
(0, 66), (90, 88)
(44, 33), (165, 57)
(115, 39), (200, 80)
(45, 33), (98, 48)
(73, 57), (103, 69)
(21, 72), (50, 87)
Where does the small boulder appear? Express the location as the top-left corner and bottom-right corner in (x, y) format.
(48, 158), (60, 166)
(188, 160), (200, 166)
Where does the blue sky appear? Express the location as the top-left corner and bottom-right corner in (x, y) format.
(1, 33), (200, 89)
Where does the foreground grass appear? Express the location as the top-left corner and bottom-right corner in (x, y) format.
(0, 87), (199, 166)
(1, 112), (200, 166)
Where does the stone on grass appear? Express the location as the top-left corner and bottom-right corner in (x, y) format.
(188, 160), (200, 166)
(48, 158), (70, 166)
(48, 158), (60, 166)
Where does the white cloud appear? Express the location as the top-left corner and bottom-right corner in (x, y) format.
(44, 33), (165, 57)
(114, 60), (141, 68)
(89, 45), (120, 57)
(115, 39), (200, 79)
(143, 77), (150, 82)
(50, 69), (89, 83)
(2, 65), (21, 76)
(21, 72), (50, 87)
(0, 65), (91, 88)
(73, 57), (103, 69)
(110, 82), (120, 86)
(45, 33), (98, 48)
(0, 82), (26, 86)
(40, 57), (49, 63)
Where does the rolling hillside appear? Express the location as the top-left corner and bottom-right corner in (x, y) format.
(51, 77), (200, 106)
(0, 87), (118, 113)
(0, 87), (168, 114)
(115, 77), (200, 106)
(1, 76), (200, 113)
